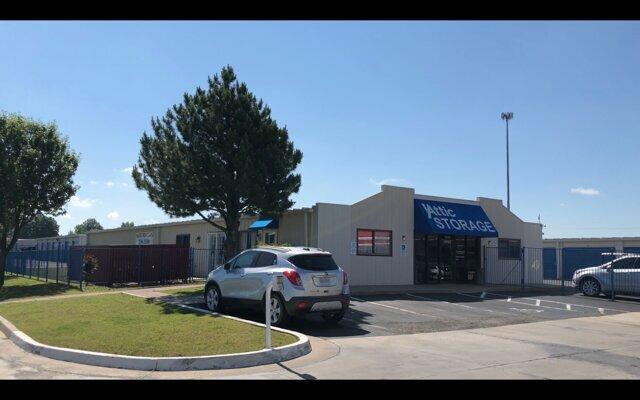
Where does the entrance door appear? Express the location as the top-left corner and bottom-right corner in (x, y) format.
(453, 236), (467, 282)
(438, 236), (454, 282)
(465, 237), (480, 283)
(207, 232), (226, 271)
(414, 234), (481, 284)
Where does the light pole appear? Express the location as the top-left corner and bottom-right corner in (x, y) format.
(501, 112), (513, 210)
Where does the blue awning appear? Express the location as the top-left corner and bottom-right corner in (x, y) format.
(249, 219), (279, 230)
(414, 199), (499, 237)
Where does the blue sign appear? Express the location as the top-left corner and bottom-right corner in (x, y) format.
(414, 199), (499, 237)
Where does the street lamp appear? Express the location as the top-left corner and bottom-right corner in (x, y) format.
(501, 112), (514, 210)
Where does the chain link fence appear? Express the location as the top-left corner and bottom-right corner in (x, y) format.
(484, 246), (640, 301)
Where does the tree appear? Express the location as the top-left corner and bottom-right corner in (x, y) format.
(133, 66), (302, 260)
(0, 113), (79, 288)
(18, 214), (60, 239)
(72, 218), (103, 234)
(120, 221), (135, 228)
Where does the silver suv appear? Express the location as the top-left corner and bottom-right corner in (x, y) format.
(573, 254), (640, 297)
(204, 246), (350, 326)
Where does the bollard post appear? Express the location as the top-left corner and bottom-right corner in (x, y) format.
(265, 275), (273, 349)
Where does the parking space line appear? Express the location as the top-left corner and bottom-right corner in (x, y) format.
(455, 292), (579, 313)
(350, 296), (437, 317)
(406, 293), (515, 316)
(483, 292), (630, 314)
(405, 293), (475, 309)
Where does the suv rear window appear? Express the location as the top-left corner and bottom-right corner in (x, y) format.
(288, 254), (338, 271)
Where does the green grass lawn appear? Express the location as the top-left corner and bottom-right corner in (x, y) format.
(0, 274), (110, 302)
(160, 284), (204, 297)
(0, 293), (296, 357)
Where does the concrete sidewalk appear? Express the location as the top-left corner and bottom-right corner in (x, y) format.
(1, 309), (639, 379)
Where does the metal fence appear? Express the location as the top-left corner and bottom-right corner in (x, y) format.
(484, 246), (640, 300)
(81, 245), (191, 285)
(5, 247), (82, 286)
(484, 247), (566, 289)
(190, 247), (225, 279)
(5, 245), (223, 287)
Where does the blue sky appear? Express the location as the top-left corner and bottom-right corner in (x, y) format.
(1, 21), (639, 238)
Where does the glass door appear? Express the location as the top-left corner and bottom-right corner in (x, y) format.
(414, 234), (427, 284)
(466, 237), (480, 283)
(426, 235), (440, 282)
(439, 236), (454, 282)
(454, 236), (467, 282)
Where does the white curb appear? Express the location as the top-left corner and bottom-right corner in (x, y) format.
(0, 295), (311, 371)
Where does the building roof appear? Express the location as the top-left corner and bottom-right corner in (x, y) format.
(544, 237), (640, 241)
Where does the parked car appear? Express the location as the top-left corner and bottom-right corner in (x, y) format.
(204, 246), (350, 326)
(573, 254), (640, 297)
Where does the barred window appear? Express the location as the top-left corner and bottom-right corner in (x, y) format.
(357, 229), (392, 256)
(498, 239), (521, 259)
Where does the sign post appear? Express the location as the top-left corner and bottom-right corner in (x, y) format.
(265, 276), (272, 349)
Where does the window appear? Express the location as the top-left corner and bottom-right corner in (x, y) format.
(357, 229), (392, 256)
(254, 251), (277, 268)
(288, 254), (339, 271)
(176, 234), (190, 246)
(265, 231), (277, 245)
(233, 251), (258, 269)
(498, 239), (521, 259)
(612, 257), (637, 270)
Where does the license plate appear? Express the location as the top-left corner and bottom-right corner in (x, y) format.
(313, 276), (335, 287)
(310, 301), (342, 312)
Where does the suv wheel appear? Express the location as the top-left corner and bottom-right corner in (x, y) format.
(581, 278), (601, 297)
(321, 310), (346, 324)
(269, 294), (289, 326)
(205, 284), (223, 312)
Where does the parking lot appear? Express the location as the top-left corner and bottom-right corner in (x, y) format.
(187, 289), (640, 338)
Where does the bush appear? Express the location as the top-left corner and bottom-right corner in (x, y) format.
(82, 254), (99, 289)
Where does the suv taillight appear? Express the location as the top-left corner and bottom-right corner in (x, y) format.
(283, 270), (303, 287)
(343, 271), (348, 285)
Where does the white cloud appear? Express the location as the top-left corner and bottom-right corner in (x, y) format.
(70, 195), (98, 208)
(107, 211), (120, 221)
(58, 213), (72, 220)
(559, 203), (566, 207)
(121, 167), (133, 174)
(570, 187), (600, 196)
(144, 219), (159, 225)
(89, 180), (99, 185)
(369, 177), (406, 187)
(105, 181), (115, 187)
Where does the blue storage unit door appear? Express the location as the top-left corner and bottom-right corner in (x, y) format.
(543, 248), (557, 279)
(623, 247), (640, 255)
(561, 247), (615, 280)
